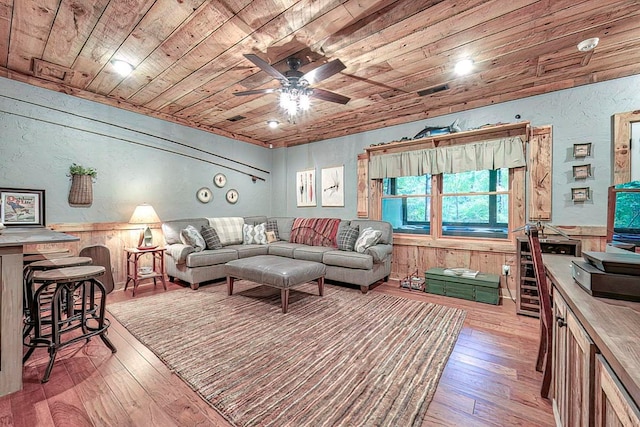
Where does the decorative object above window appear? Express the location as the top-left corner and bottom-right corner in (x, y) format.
(369, 136), (526, 179)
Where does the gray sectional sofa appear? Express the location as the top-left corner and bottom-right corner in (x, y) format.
(161, 216), (393, 293)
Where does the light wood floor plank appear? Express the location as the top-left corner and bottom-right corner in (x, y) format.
(0, 279), (555, 426)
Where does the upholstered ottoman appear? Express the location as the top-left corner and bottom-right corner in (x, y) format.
(225, 255), (326, 313)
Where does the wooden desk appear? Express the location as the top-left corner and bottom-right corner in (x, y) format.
(0, 227), (79, 397)
(544, 254), (640, 421)
(124, 247), (167, 296)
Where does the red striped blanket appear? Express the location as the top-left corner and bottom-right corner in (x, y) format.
(289, 218), (341, 248)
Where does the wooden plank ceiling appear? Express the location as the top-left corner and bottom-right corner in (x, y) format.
(1, 0), (639, 148)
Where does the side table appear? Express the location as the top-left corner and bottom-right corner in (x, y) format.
(124, 247), (167, 296)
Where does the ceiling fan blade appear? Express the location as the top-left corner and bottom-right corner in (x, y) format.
(243, 54), (287, 81)
(301, 59), (346, 85)
(233, 88), (278, 96)
(310, 88), (350, 105)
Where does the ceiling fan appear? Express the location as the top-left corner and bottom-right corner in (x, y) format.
(233, 54), (350, 113)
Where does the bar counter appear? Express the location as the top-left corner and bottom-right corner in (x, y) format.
(544, 254), (640, 407)
(0, 227), (78, 396)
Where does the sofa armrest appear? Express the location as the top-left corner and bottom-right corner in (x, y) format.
(365, 244), (393, 263)
(166, 244), (195, 264)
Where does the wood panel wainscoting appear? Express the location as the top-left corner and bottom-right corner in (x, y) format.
(390, 228), (607, 301)
(25, 222), (164, 290)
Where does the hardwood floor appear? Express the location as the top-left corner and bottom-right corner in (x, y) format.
(2, 279), (554, 426)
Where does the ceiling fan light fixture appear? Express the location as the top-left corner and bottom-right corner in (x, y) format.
(577, 37), (599, 52)
(111, 59), (134, 76)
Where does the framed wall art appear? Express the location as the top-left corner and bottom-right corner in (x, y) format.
(573, 143), (592, 158)
(321, 165), (345, 207)
(571, 187), (590, 202)
(572, 164), (591, 179)
(296, 168), (316, 207)
(0, 188), (45, 227)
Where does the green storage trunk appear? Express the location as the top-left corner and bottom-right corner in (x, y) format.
(425, 268), (501, 305)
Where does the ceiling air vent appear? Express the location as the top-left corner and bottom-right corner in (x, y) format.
(227, 115), (246, 122)
(417, 84), (449, 97)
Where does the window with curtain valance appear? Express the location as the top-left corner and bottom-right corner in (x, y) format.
(369, 136), (526, 179)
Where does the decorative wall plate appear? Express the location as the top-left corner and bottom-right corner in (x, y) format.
(214, 173), (227, 188)
(226, 189), (239, 204)
(196, 187), (212, 203)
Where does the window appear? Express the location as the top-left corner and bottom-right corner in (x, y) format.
(382, 175), (431, 234)
(382, 168), (510, 239)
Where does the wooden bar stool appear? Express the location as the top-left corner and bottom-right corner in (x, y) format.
(23, 265), (117, 383)
(23, 248), (72, 264)
(23, 256), (93, 338)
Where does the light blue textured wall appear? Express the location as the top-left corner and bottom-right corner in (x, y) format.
(0, 77), (272, 224)
(2, 74), (640, 227)
(275, 74), (640, 226)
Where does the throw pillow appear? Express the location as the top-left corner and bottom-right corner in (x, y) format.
(266, 230), (278, 243)
(354, 227), (383, 253)
(200, 224), (222, 250)
(207, 217), (244, 246)
(266, 219), (280, 240)
(179, 225), (206, 252)
(337, 225), (359, 251)
(243, 223), (268, 245)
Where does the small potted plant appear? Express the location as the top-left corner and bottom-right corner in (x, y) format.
(68, 163), (97, 206)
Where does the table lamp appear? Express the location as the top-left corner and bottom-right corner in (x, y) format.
(129, 203), (161, 248)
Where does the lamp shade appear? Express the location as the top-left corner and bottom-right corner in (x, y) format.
(129, 203), (161, 224)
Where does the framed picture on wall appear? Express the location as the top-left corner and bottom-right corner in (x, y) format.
(296, 169), (317, 207)
(321, 165), (345, 207)
(0, 188), (45, 227)
(573, 143), (592, 158)
(572, 164), (591, 179)
(571, 187), (590, 202)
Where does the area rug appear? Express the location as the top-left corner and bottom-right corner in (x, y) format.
(107, 281), (466, 427)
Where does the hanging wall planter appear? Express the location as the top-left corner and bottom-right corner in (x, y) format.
(68, 163), (97, 207)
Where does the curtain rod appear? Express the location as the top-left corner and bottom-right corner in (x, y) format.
(0, 109), (266, 182)
(0, 94), (270, 175)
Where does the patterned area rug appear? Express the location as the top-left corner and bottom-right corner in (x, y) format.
(107, 281), (466, 427)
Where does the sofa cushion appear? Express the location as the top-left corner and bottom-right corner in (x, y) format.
(350, 219), (393, 245)
(243, 223), (268, 245)
(323, 251), (373, 270)
(268, 241), (307, 258)
(337, 225), (359, 251)
(290, 217), (341, 247)
(185, 249), (238, 268)
(180, 225), (206, 252)
(266, 219), (280, 240)
(244, 215), (268, 226)
(268, 217), (295, 241)
(226, 244), (270, 258)
(162, 218), (208, 245)
(354, 227), (383, 253)
(293, 245), (335, 263)
(207, 217), (244, 246)
(201, 224), (223, 250)
(166, 244), (195, 264)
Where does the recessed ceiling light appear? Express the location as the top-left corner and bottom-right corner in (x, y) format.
(111, 60), (134, 76)
(454, 59), (474, 76)
(577, 37), (599, 52)
(267, 120), (279, 129)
